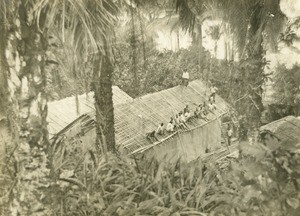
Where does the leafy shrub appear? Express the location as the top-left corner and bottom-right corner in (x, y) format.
(45, 136), (300, 216)
(272, 64), (300, 116)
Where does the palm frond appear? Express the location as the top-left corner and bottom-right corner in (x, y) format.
(174, 0), (196, 33)
(29, 0), (119, 56)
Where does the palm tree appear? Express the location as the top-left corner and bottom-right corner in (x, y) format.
(214, 0), (284, 124)
(1, 0), (119, 214)
(174, 0), (285, 125)
(175, 0), (214, 77)
(0, 1), (52, 214)
(91, 36), (117, 153)
(34, 0), (119, 153)
(129, 3), (139, 96)
(137, 7), (148, 77)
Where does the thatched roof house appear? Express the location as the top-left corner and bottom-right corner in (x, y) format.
(48, 80), (231, 162)
(260, 116), (300, 149)
(114, 80), (229, 157)
(47, 86), (133, 137)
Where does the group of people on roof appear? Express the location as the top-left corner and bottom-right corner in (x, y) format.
(146, 85), (219, 143)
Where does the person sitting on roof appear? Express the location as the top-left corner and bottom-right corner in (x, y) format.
(184, 110), (192, 122)
(208, 101), (217, 112)
(179, 112), (188, 128)
(170, 117), (175, 124)
(183, 105), (189, 114)
(194, 104), (203, 118)
(227, 124), (233, 146)
(181, 69), (189, 87)
(210, 85), (218, 102)
(179, 112), (186, 122)
(194, 107), (200, 118)
(202, 102), (209, 115)
(200, 108), (209, 121)
(146, 131), (159, 143)
(209, 95), (214, 103)
(166, 119), (175, 133)
(156, 123), (165, 136)
(171, 117), (178, 130)
(174, 114), (181, 129)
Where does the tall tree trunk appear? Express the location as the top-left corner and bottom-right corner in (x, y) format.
(244, 5), (266, 126)
(214, 41), (218, 58)
(92, 49), (116, 153)
(197, 23), (203, 78)
(192, 31), (197, 46)
(231, 34), (235, 61)
(0, 9), (14, 216)
(138, 9), (150, 94)
(138, 9), (147, 73)
(225, 40), (228, 61)
(2, 3), (51, 215)
(177, 29), (180, 51)
(0, 12), (8, 120)
(130, 6), (139, 97)
(0, 8), (10, 141)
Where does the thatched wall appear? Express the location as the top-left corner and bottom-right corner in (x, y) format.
(140, 118), (222, 163)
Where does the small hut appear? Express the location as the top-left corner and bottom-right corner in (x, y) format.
(260, 116), (300, 150)
(47, 86), (133, 143)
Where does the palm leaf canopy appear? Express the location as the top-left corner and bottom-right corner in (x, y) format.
(174, 0), (197, 33)
(28, 0), (120, 55)
(174, 0), (285, 54)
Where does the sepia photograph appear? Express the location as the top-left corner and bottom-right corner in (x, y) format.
(0, 0), (300, 215)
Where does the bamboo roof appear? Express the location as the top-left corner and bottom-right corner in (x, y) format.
(260, 115), (300, 145)
(47, 86), (133, 137)
(114, 80), (230, 153)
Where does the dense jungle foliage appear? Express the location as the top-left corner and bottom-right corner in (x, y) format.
(1, 0), (300, 215)
(3, 137), (298, 216)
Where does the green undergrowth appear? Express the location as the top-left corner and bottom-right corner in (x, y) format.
(44, 138), (300, 216)
(1, 138), (299, 215)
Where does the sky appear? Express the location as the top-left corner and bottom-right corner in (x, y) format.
(276, 0), (300, 67)
(280, 0), (300, 18)
(264, 0), (300, 103)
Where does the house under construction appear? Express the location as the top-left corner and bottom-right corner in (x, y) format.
(48, 80), (231, 163)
